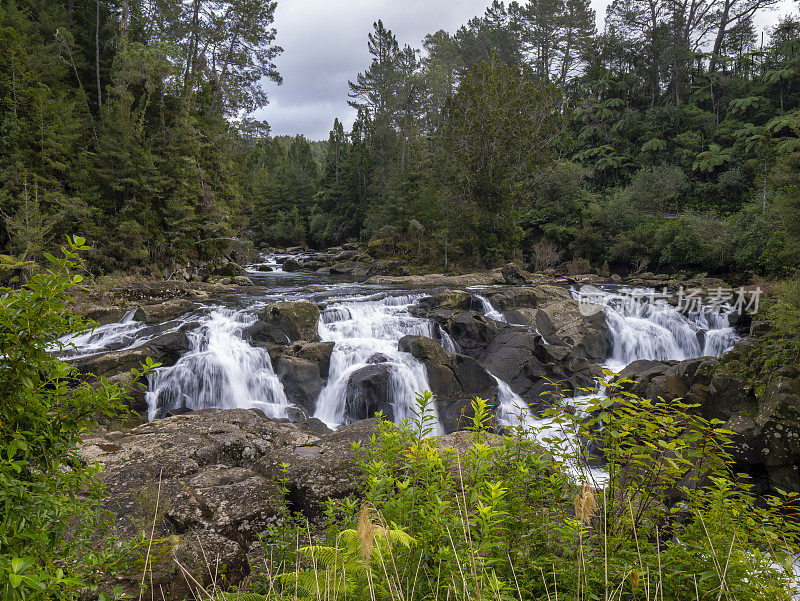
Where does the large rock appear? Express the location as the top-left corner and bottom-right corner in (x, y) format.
(415, 290), (472, 313)
(79, 410), (372, 599)
(247, 302), (321, 344)
(330, 260), (370, 276)
(275, 356), (325, 415)
(481, 330), (597, 404)
(282, 258), (304, 272)
(213, 262), (248, 278)
(345, 364), (394, 422)
(614, 356), (800, 495)
(398, 335), (498, 433)
(443, 311), (504, 358)
(74, 331), (191, 380)
(500, 263), (535, 285)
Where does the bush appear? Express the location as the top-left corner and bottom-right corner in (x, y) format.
(240, 389), (800, 600)
(0, 237), (143, 599)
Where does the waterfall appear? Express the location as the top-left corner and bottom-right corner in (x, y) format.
(438, 325), (459, 353)
(145, 308), (289, 421)
(573, 287), (740, 369)
(494, 375), (536, 429)
(474, 294), (508, 323)
(313, 294), (443, 434)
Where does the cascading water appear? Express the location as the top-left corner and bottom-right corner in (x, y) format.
(494, 375), (536, 429)
(474, 294), (508, 323)
(58, 309), (153, 359)
(145, 308), (290, 421)
(313, 293), (443, 434)
(495, 286), (741, 483)
(574, 287), (740, 370)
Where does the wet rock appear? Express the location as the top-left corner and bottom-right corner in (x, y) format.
(255, 264), (273, 272)
(276, 356), (325, 415)
(282, 258), (304, 272)
(501, 263), (534, 285)
(272, 341), (335, 379)
(230, 275), (254, 286)
(415, 290), (472, 313)
(399, 334), (449, 364)
(74, 331), (190, 380)
(141, 299), (195, 322)
(444, 311), (504, 358)
(750, 320), (770, 336)
(398, 335), (498, 433)
(345, 364), (393, 422)
(366, 352), (391, 364)
(248, 302), (321, 344)
(330, 261), (370, 276)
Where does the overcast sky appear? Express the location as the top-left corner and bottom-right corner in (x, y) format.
(254, 0), (796, 140)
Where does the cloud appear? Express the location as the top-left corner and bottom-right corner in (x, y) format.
(255, 0), (797, 140)
(254, 0), (489, 139)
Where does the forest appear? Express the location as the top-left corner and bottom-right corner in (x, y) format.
(2, 0), (800, 275)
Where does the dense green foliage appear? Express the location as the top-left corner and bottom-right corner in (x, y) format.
(0, 0), (281, 272)
(222, 391), (800, 600)
(0, 237), (143, 599)
(713, 277), (800, 398)
(248, 3), (800, 274)
(2, 0), (800, 275)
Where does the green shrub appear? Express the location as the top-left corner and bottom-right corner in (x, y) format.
(347, 388), (798, 600)
(0, 237), (145, 599)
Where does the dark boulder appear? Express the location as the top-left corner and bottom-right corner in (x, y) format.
(345, 364), (394, 422)
(275, 356), (325, 415)
(398, 335), (498, 432)
(247, 302), (321, 344)
(500, 263), (534, 285)
(213, 262), (248, 278)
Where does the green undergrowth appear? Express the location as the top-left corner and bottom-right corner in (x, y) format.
(214, 391), (800, 601)
(0, 238), (155, 600)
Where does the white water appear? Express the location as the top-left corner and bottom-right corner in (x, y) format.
(58, 309), (152, 359)
(577, 288), (740, 371)
(495, 286), (741, 484)
(145, 308), (290, 420)
(474, 294), (508, 323)
(313, 294), (443, 434)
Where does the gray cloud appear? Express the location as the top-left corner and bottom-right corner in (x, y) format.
(256, 0), (796, 140)
(255, 0), (490, 139)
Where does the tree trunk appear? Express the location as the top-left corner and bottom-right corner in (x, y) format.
(95, 0), (102, 108)
(709, 0), (732, 73)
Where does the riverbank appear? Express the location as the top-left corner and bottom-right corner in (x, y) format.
(54, 255), (800, 599)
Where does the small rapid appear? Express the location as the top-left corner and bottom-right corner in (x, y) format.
(474, 294), (508, 323)
(145, 308), (290, 420)
(59, 309), (153, 359)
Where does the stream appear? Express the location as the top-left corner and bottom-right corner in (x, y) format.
(65, 254), (741, 444)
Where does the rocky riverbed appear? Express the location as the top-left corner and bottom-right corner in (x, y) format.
(64, 251), (800, 597)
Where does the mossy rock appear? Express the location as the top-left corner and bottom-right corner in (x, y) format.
(259, 302), (320, 342)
